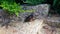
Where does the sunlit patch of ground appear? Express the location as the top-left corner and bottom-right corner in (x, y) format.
(0, 19), (60, 34)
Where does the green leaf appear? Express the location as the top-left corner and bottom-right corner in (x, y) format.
(15, 12), (19, 16)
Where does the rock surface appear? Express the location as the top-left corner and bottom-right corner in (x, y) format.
(17, 4), (50, 22)
(0, 19), (60, 34)
(0, 19), (43, 34)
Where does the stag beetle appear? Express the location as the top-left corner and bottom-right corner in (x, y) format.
(24, 13), (35, 22)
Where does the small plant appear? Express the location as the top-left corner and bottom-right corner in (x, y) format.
(0, 1), (25, 16)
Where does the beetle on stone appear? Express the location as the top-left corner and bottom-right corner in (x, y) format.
(24, 13), (35, 22)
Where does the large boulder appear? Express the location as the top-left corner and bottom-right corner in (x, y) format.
(17, 4), (50, 22)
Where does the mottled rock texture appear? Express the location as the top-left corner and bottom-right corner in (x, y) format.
(0, 19), (60, 34)
(17, 4), (50, 22)
(0, 19), (43, 34)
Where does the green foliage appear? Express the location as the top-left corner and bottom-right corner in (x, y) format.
(0, 0), (25, 16)
(52, 0), (60, 13)
(25, 0), (45, 5)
